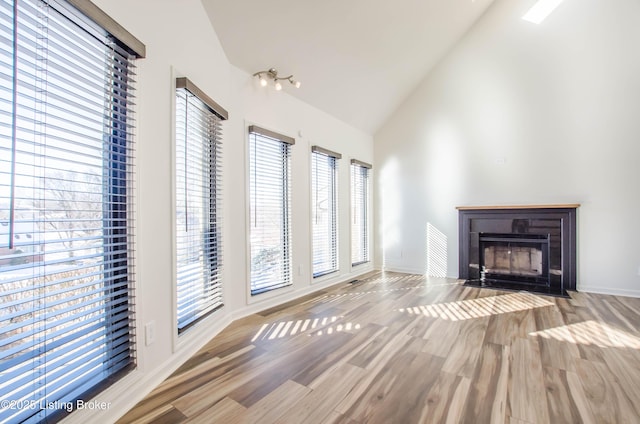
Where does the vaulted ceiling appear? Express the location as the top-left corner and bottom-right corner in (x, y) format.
(202, 0), (496, 134)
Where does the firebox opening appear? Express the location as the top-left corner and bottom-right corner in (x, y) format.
(479, 233), (550, 286)
(484, 245), (542, 276)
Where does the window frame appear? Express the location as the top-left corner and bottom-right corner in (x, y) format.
(174, 77), (228, 335)
(350, 159), (372, 267)
(247, 125), (295, 297)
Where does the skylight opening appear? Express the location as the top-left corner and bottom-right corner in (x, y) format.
(522, 0), (564, 24)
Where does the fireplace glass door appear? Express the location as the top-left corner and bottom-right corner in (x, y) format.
(479, 233), (550, 286)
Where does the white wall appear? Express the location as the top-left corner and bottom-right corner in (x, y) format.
(64, 1), (373, 423)
(225, 67), (375, 313)
(375, 0), (640, 296)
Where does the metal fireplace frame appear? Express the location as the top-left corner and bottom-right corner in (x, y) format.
(458, 205), (578, 296)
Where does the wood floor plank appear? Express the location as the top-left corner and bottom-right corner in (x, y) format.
(244, 379), (311, 424)
(228, 329), (352, 407)
(531, 301), (580, 372)
(460, 342), (510, 424)
(507, 337), (550, 423)
(485, 306), (537, 347)
(325, 411), (359, 424)
(506, 417), (533, 424)
(347, 320), (409, 370)
(542, 367), (591, 424)
(337, 332), (418, 413)
(115, 345), (261, 423)
(117, 404), (186, 424)
(421, 317), (464, 358)
(564, 367), (598, 424)
(170, 340), (300, 417)
(295, 323), (387, 389)
(443, 375), (472, 424)
(341, 338), (446, 424)
(346, 318), (421, 372)
(118, 271), (640, 424)
(417, 371), (471, 424)
(615, 295), (640, 319)
(574, 357), (639, 423)
(601, 298), (640, 335)
(273, 363), (364, 424)
(441, 316), (489, 378)
(183, 397), (246, 424)
(599, 347), (640, 411)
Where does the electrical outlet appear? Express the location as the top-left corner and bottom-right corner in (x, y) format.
(144, 321), (155, 346)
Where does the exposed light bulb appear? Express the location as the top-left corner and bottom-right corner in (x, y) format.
(294, 80), (301, 88)
(274, 81), (282, 91)
(259, 76), (267, 87)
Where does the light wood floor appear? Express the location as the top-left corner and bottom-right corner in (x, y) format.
(118, 272), (640, 424)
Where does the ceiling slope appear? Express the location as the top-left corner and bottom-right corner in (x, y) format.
(202, 0), (495, 134)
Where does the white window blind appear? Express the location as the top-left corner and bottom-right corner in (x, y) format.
(351, 160), (371, 266)
(311, 146), (340, 278)
(175, 78), (227, 333)
(248, 126), (294, 295)
(0, 0), (143, 422)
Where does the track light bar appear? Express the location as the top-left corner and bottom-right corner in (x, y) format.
(253, 68), (301, 90)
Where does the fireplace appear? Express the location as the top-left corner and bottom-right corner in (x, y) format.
(459, 205), (578, 296)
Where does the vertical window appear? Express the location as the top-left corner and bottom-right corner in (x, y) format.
(311, 146), (341, 277)
(175, 78), (228, 333)
(0, 0), (144, 422)
(248, 126), (294, 295)
(351, 160), (371, 266)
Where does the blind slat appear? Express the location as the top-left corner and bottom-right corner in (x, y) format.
(175, 81), (226, 333)
(351, 162), (370, 265)
(312, 150), (339, 277)
(0, 0), (140, 422)
(249, 129), (292, 295)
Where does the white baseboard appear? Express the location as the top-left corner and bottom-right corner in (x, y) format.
(576, 285), (640, 298)
(382, 265), (426, 275)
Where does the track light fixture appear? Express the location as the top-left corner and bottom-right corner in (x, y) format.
(253, 68), (301, 90)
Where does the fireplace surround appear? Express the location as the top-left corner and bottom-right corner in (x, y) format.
(458, 205), (578, 297)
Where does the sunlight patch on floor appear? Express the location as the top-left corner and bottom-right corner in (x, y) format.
(529, 319), (640, 349)
(251, 316), (362, 341)
(398, 292), (554, 321)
